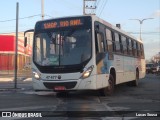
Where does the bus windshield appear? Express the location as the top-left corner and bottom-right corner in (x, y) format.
(34, 28), (92, 66)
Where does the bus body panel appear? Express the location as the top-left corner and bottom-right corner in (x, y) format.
(77, 75), (97, 90)
(33, 79), (49, 90)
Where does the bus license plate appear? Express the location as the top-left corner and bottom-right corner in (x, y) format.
(54, 86), (66, 90)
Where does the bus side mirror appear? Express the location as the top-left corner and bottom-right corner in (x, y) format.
(24, 29), (34, 47)
(24, 37), (27, 47)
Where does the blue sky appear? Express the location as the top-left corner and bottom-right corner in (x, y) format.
(0, 0), (159, 60)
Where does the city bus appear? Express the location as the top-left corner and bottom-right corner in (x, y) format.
(24, 15), (145, 96)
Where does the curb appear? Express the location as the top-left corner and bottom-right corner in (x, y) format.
(0, 87), (33, 92)
(0, 77), (32, 82)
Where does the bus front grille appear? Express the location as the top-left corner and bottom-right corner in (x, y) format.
(43, 82), (77, 89)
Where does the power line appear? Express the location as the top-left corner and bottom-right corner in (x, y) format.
(96, 0), (108, 17)
(99, 0), (108, 17)
(0, 14), (41, 23)
(0, 14), (52, 23)
(96, 0), (103, 15)
(128, 32), (160, 34)
(96, 0), (102, 7)
(97, 0), (105, 14)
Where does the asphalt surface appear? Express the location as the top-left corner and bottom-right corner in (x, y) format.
(0, 74), (159, 120)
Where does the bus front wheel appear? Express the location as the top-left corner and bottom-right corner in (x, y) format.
(99, 74), (115, 96)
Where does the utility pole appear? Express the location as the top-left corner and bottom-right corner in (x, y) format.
(41, 0), (44, 20)
(14, 2), (19, 89)
(83, 0), (97, 15)
(83, 0), (85, 15)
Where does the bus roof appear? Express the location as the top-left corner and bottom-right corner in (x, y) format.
(91, 15), (142, 43)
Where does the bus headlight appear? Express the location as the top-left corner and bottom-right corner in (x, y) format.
(33, 71), (41, 80)
(81, 65), (94, 79)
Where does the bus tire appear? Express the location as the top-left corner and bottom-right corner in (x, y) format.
(99, 74), (115, 96)
(131, 70), (139, 86)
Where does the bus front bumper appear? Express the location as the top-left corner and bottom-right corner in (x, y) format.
(32, 75), (99, 91)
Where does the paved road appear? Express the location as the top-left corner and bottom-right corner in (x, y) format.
(0, 74), (159, 120)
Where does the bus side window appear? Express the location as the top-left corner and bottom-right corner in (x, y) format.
(114, 32), (121, 54)
(105, 28), (113, 52)
(96, 32), (105, 53)
(128, 39), (133, 56)
(121, 35), (127, 55)
(133, 41), (137, 57)
(140, 44), (144, 58)
(34, 36), (42, 63)
(137, 42), (141, 57)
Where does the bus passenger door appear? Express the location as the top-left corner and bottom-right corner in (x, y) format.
(95, 24), (106, 89)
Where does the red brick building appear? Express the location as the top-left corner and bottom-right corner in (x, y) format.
(0, 34), (32, 70)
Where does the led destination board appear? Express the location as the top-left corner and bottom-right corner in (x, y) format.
(43, 19), (84, 29)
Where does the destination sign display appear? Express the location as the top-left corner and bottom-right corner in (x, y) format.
(42, 19), (84, 29)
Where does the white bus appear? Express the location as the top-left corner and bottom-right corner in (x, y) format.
(24, 15), (145, 96)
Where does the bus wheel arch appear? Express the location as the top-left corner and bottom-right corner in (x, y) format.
(99, 68), (116, 96)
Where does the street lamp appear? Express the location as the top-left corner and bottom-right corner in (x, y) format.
(129, 18), (154, 40)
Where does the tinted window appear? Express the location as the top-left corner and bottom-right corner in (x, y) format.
(140, 44), (145, 58)
(128, 39), (133, 56)
(114, 33), (121, 53)
(121, 36), (127, 55)
(137, 42), (141, 57)
(106, 28), (113, 52)
(96, 32), (105, 53)
(34, 29), (92, 66)
(133, 41), (137, 57)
